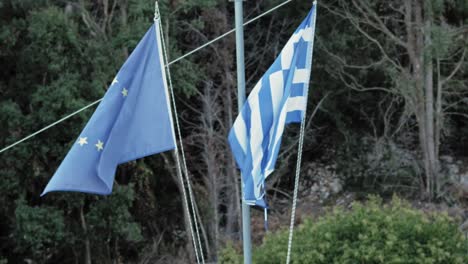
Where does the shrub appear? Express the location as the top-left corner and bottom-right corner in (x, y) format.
(220, 196), (468, 264)
(218, 242), (242, 264)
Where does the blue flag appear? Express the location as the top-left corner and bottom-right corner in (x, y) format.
(228, 4), (317, 207)
(42, 20), (176, 196)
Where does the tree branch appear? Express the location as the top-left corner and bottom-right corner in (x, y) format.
(351, 0), (408, 48)
(441, 48), (466, 85)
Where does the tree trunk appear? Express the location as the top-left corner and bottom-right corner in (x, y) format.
(423, 5), (439, 196)
(80, 205), (92, 264)
(409, 0), (436, 198)
(435, 58), (443, 159)
(195, 81), (222, 260)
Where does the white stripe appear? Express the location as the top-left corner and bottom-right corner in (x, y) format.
(301, 27), (313, 41)
(251, 80), (262, 94)
(249, 92), (264, 169)
(269, 71), (284, 116)
(248, 92), (265, 197)
(293, 68), (310, 84)
(286, 96), (307, 112)
(281, 43), (294, 69)
(267, 71), (284, 149)
(233, 117), (248, 154)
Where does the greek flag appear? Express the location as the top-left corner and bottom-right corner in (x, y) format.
(228, 4), (317, 207)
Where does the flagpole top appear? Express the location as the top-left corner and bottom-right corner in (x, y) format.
(154, 1), (160, 21)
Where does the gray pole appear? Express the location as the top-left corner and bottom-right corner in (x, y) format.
(233, 0), (252, 263)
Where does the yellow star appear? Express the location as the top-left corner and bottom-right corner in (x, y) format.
(77, 137), (88, 146)
(95, 140), (104, 151)
(121, 88), (128, 97)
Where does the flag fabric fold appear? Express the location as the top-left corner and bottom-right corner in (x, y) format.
(228, 4), (317, 207)
(42, 19), (176, 196)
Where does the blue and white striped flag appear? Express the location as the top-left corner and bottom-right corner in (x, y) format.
(228, 4), (317, 207)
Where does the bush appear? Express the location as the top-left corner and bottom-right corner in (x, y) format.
(218, 242), (242, 264)
(220, 196), (468, 264)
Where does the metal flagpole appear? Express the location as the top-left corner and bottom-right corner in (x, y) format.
(232, 0), (252, 263)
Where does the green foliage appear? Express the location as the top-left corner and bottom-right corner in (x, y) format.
(0, 0), (208, 261)
(218, 242), (242, 264)
(221, 196), (468, 264)
(429, 0), (445, 16)
(0, 101), (23, 147)
(0, 258), (6, 264)
(86, 185), (143, 243)
(26, 7), (80, 72)
(14, 199), (68, 260)
(170, 58), (204, 97)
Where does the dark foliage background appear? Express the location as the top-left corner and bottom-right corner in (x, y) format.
(0, 0), (466, 263)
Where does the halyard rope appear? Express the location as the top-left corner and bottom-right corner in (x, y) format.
(286, 1), (318, 261)
(284, 95), (326, 264)
(285, 109), (306, 264)
(156, 2), (205, 263)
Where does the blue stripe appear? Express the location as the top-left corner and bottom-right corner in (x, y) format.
(228, 130), (246, 169)
(286, 110), (303, 124)
(259, 78), (274, 171)
(290, 83), (305, 97)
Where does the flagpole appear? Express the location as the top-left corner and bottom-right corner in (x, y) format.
(232, 0), (252, 263)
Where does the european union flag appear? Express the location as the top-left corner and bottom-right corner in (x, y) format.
(42, 21), (176, 195)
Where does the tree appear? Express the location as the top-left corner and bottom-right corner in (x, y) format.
(323, 0), (468, 198)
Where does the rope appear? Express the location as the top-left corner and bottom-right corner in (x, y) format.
(0, 0), (293, 155)
(284, 94), (326, 264)
(167, 0), (293, 67)
(156, 2), (205, 263)
(0, 99), (102, 153)
(286, 2), (317, 262)
(171, 137), (202, 264)
(284, 110), (306, 264)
